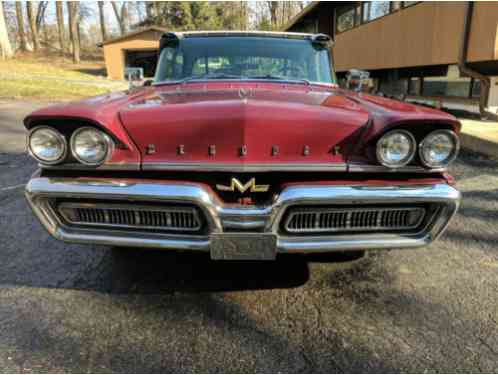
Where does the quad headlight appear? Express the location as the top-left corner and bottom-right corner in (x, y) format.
(70, 127), (113, 165)
(376, 130), (416, 168)
(28, 126), (67, 164)
(419, 130), (459, 168)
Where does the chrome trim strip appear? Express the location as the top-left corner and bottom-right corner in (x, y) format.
(40, 162), (140, 171)
(39, 161), (445, 173)
(348, 164), (446, 173)
(142, 162), (348, 172)
(25, 177), (460, 253)
(278, 233), (432, 252)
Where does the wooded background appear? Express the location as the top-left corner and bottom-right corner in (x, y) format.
(0, 1), (306, 63)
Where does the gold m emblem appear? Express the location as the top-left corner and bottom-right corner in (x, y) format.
(216, 178), (269, 193)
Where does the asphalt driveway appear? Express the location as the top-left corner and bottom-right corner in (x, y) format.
(0, 101), (498, 373)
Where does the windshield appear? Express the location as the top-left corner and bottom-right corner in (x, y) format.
(154, 36), (334, 85)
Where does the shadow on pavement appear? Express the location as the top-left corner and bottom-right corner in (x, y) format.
(74, 248), (367, 294)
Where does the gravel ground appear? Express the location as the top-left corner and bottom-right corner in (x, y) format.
(0, 101), (498, 373)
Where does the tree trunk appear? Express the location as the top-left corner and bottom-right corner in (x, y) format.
(68, 2), (80, 63)
(77, 23), (81, 49)
(35, 2), (48, 32)
(0, 1), (13, 59)
(15, 2), (28, 52)
(121, 3), (129, 34)
(146, 2), (153, 19)
(240, 2), (247, 30)
(98, 2), (108, 42)
(154, 2), (162, 19)
(26, 2), (40, 51)
(111, 2), (128, 35)
(267, 2), (279, 30)
(55, 2), (65, 55)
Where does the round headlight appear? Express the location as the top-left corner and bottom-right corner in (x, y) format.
(70, 127), (113, 165)
(419, 130), (459, 168)
(28, 126), (67, 164)
(376, 130), (416, 168)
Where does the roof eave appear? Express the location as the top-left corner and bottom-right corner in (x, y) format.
(281, 1), (321, 31)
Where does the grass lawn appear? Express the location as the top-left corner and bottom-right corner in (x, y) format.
(0, 53), (127, 101)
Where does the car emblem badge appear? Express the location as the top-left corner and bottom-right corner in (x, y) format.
(239, 88), (249, 100)
(216, 178), (269, 193)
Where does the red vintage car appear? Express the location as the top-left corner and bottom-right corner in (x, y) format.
(24, 31), (461, 260)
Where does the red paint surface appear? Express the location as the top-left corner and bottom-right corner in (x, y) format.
(24, 82), (461, 169)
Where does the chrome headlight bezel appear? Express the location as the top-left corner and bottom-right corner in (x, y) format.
(376, 129), (417, 168)
(70, 127), (114, 166)
(419, 129), (460, 168)
(27, 126), (68, 165)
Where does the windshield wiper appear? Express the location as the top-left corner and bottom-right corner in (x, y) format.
(181, 73), (244, 82)
(154, 73), (311, 86)
(154, 73), (245, 86)
(247, 74), (310, 85)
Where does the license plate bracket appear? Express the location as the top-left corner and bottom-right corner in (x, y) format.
(210, 233), (277, 260)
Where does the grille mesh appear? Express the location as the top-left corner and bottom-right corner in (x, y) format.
(58, 203), (202, 232)
(284, 207), (425, 233)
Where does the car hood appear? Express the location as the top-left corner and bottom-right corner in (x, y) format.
(118, 83), (372, 167)
(25, 82), (459, 169)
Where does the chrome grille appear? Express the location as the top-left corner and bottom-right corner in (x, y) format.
(284, 207), (425, 233)
(58, 202), (202, 232)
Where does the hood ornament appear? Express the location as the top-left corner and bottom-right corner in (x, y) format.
(216, 178), (269, 193)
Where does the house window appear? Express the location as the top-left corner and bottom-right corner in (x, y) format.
(336, 5), (356, 33)
(423, 77), (472, 98)
(362, 2), (390, 22)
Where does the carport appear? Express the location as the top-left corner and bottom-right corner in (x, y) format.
(101, 26), (167, 80)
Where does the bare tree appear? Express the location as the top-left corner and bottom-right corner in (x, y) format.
(67, 2), (80, 63)
(0, 1), (13, 59)
(154, 2), (162, 19)
(267, 1), (279, 29)
(15, 2), (28, 52)
(98, 1), (108, 42)
(145, 2), (154, 19)
(55, 2), (65, 54)
(26, 1), (40, 51)
(111, 2), (129, 35)
(35, 1), (48, 32)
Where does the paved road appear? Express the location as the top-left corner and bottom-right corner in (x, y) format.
(1, 101), (498, 372)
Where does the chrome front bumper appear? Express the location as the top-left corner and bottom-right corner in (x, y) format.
(25, 177), (461, 253)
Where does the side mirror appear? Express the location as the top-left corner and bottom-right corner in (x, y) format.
(125, 67), (144, 90)
(346, 69), (370, 92)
